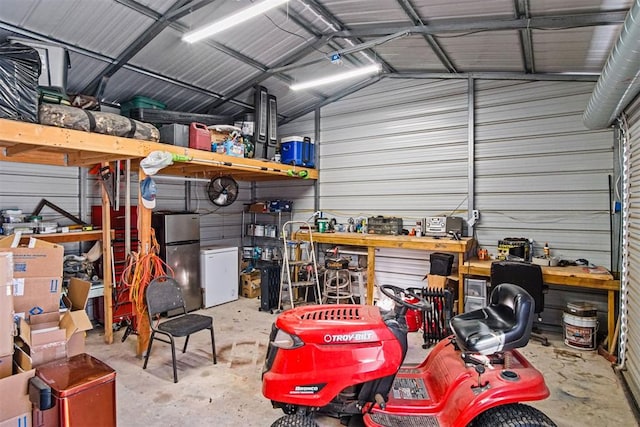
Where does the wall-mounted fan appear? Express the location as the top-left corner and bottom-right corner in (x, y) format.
(207, 176), (239, 207)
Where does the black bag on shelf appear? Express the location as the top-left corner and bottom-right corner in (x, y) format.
(0, 42), (41, 122)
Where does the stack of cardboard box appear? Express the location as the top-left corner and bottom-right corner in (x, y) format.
(0, 250), (35, 427)
(0, 235), (94, 427)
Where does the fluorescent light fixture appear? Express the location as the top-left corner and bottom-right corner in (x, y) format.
(182, 0), (290, 43)
(290, 64), (382, 91)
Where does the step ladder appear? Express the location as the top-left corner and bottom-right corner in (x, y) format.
(279, 220), (321, 310)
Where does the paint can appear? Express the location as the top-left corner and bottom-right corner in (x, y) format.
(261, 247), (273, 261)
(254, 224), (265, 237)
(563, 303), (598, 350)
(242, 247), (254, 259)
(317, 218), (328, 233)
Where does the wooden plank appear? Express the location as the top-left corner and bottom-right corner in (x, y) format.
(0, 118), (318, 181)
(462, 259), (619, 291)
(295, 232), (472, 252)
(19, 230), (114, 244)
(101, 162), (114, 345)
(0, 149), (68, 166)
(137, 169), (152, 357)
(4, 143), (40, 157)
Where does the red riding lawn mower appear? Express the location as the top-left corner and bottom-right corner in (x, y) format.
(262, 283), (557, 427)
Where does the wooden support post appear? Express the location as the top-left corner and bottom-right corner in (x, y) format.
(136, 169), (152, 357)
(100, 162), (114, 344)
(366, 246), (376, 305)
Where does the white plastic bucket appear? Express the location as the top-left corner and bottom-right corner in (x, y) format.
(563, 312), (598, 350)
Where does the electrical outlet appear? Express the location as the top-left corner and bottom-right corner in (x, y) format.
(472, 210), (480, 220)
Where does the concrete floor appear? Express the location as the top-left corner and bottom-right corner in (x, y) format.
(85, 297), (638, 427)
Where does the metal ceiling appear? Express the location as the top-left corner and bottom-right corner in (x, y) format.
(0, 0), (633, 124)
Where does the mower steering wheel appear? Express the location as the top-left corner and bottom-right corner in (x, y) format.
(380, 284), (430, 311)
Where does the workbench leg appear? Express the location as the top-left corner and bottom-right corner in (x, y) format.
(458, 256), (465, 315)
(366, 247), (375, 305)
(608, 290), (615, 351)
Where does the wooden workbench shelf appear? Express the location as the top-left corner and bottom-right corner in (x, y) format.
(0, 118), (318, 182)
(0, 118), (317, 350)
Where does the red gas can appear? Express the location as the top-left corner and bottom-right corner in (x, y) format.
(189, 122), (211, 151)
(405, 296), (424, 332)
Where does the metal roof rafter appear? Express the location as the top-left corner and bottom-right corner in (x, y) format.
(0, 20), (253, 110)
(300, 0), (396, 73)
(332, 10), (628, 38)
(83, 0), (206, 94)
(514, 0), (535, 74)
(395, 0), (457, 73)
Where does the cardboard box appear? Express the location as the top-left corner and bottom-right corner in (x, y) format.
(61, 278), (93, 357)
(241, 271), (261, 299)
(0, 354), (12, 379)
(15, 278), (93, 368)
(0, 367), (35, 424)
(0, 253), (14, 355)
(12, 276), (62, 319)
(0, 236), (64, 278)
(247, 202), (268, 213)
(426, 274), (448, 289)
(0, 412), (31, 427)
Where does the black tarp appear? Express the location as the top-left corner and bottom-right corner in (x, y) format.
(0, 42), (40, 122)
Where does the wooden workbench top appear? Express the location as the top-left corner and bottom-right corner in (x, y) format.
(463, 258), (619, 290)
(293, 231), (474, 252)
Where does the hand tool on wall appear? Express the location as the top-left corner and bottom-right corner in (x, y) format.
(99, 165), (115, 207)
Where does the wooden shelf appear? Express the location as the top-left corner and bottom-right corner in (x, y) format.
(19, 230), (115, 244)
(0, 118), (318, 182)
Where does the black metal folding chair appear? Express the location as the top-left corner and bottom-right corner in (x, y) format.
(142, 276), (216, 383)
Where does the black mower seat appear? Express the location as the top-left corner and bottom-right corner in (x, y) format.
(449, 283), (535, 355)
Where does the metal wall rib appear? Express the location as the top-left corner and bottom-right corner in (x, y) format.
(621, 94), (640, 404)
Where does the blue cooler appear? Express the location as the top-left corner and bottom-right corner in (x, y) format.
(280, 136), (315, 168)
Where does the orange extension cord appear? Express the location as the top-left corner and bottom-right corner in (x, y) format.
(120, 229), (174, 329)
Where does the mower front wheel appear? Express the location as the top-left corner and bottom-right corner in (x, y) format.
(470, 404), (557, 427)
(271, 414), (318, 427)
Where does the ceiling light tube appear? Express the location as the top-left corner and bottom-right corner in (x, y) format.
(290, 64), (382, 90)
(182, 0), (290, 43)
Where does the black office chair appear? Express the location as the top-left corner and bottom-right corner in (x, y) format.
(142, 276), (217, 383)
(490, 260), (550, 346)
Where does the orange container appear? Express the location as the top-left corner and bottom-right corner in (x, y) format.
(189, 122), (211, 151)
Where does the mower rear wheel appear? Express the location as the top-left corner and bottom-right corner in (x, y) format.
(470, 404), (557, 427)
(271, 414), (318, 427)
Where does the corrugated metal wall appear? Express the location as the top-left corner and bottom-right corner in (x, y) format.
(306, 78), (614, 326)
(319, 79), (469, 290)
(621, 94), (640, 404)
(474, 80), (614, 329)
(0, 162), (86, 254)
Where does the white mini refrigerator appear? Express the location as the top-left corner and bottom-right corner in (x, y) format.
(200, 246), (239, 308)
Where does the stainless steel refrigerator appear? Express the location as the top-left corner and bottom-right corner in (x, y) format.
(152, 211), (202, 312)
